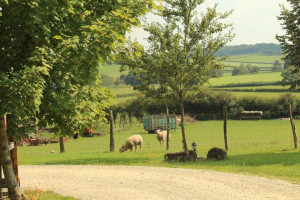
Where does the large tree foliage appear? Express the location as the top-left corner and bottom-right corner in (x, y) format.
(119, 0), (234, 151)
(276, 0), (300, 89)
(0, 0), (155, 199)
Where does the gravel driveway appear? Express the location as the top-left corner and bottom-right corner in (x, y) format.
(19, 165), (300, 200)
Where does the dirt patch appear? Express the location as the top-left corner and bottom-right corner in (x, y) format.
(19, 165), (300, 200)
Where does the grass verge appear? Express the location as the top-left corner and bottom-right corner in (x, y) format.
(18, 120), (300, 184)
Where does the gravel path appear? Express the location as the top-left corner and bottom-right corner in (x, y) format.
(19, 165), (300, 200)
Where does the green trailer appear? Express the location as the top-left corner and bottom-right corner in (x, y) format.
(143, 114), (177, 133)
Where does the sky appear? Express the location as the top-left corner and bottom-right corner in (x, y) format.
(129, 0), (291, 46)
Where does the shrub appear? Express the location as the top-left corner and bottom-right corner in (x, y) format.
(232, 64), (249, 76)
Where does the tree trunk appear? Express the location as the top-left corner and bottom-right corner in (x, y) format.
(179, 94), (188, 151)
(59, 136), (65, 153)
(0, 114), (21, 200)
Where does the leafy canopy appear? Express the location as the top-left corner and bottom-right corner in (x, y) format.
(276, 0), (300, 89)
(0, 0), (156, 134)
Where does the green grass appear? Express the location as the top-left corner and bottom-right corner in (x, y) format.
(99, 64), (124, 78)
(24, 189), (76, 200)
(224, 62), (273, 70)
(228, 92), (300, 98)
(110, 87), (136, 104)
(112, 87), (136, 96)
(208, 72), (282, 87)
(99, 57), (289, 102)
(111, 96), (135, 104)
(226, 54), (284, 63)
(19, 120), (300, 184)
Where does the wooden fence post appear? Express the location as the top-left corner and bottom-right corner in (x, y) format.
(289, 104), (298, 149)
(166, 108), (170, 151)
(59, 136), (65, 153)
(109, 110), (115, 152)
(0, 162), (2, 199)
(223, 106), (228, 151)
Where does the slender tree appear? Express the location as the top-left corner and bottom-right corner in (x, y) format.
(0, 0), (156, 198)
(276, 0), (300, 89)
(119, 0), (234, 151)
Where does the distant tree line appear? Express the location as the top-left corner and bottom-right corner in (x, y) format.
(217, 43), (282, 57)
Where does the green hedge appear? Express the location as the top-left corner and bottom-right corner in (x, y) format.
(111, 89), (300, 120)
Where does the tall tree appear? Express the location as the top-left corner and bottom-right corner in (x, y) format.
(276, 0), (300, 89)
(119, 0), (234, 151)
(0, 0), (156, 199)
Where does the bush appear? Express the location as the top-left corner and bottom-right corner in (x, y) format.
(211, 69), (224, 78)
(232, 64), (249, 76)
(246, 64), (260, 73)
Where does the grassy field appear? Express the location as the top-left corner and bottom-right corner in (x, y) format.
(225, 54), (284, 63)
(109, 71), (298, 104)
(207, 72), (282, 87)
(19, 120), (300, 184)
(222, 91), (300, 98)
(99, 64), (126, 78)
(101, 54), (292, 105)
(110, 87), (136, 104)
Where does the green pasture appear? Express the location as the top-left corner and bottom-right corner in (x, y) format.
(110, 87), (136, 104)
(19, 120), (300, 184)
(208, 72), (282, 87)
(223, 62), (273, 70)
(112, 87), (136, 96)
(99, 64), (124, 78)
(111, 96), (135, 105)
(211, 84), (300, 98)
(226, 54), (284, 63)
(228, 91), (300, 98)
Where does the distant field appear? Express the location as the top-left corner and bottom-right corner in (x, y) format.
(111, 96), (134, 105)
(110, 87), (136, 105)
(225, 54), (284, 63)
(99, 64), (125, 78)
(223, 62), (273, 71)
(227, 91), (300, 98)
(223, 54), (284, 73)
(208, 72), (282, 87)
(112, 87), (135, 96)
(101, 56), (291, 105)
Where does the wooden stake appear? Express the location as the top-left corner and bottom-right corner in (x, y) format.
(109, 110), (115, 152)
(0, 162), (2, 199)
(289, 104), (298, 149)
(59, 136), (65, 153)
(223, 106), (228, 151)
(166, 108), (170, 151)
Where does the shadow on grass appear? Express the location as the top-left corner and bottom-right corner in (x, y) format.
(44, 157), (151, 165)
(201, 151), (300, 167)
